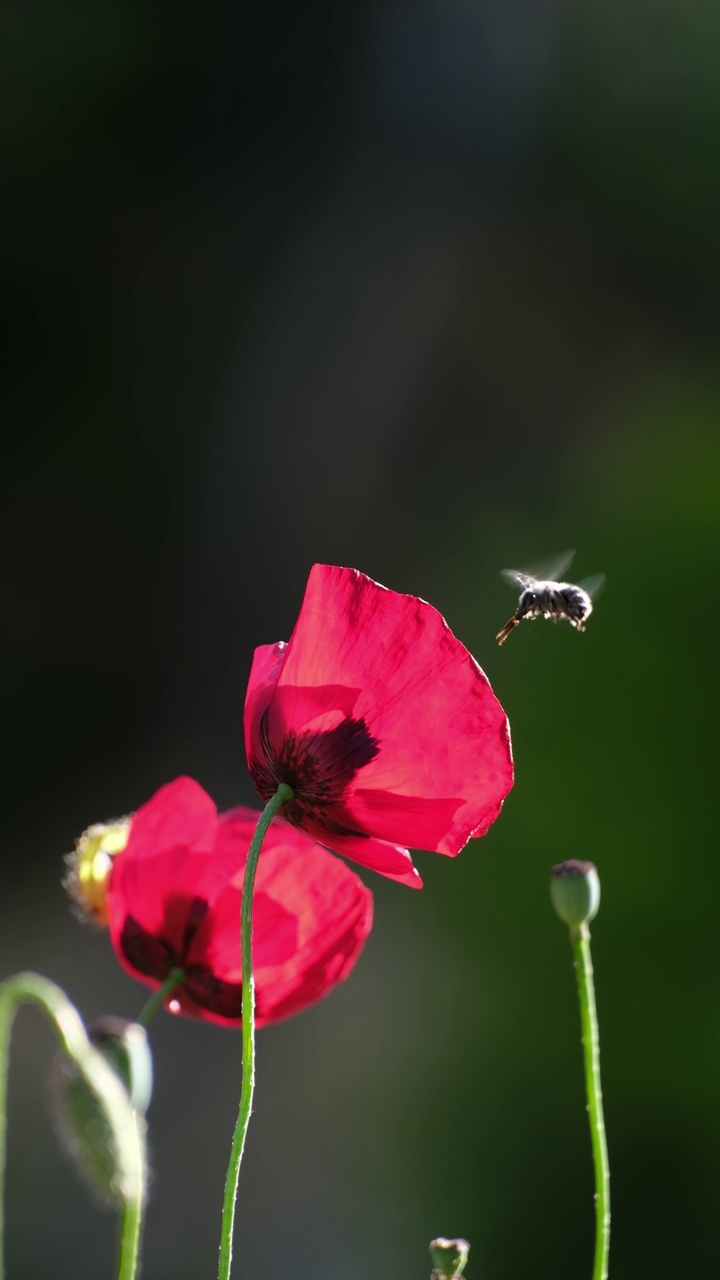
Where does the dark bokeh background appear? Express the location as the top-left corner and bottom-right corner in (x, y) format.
(2, 1), (719, 1276)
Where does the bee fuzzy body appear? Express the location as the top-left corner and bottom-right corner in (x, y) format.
(495, 555), (603, 645)
(515, 582), (592, 630)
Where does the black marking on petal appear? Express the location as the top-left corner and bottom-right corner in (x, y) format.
(120, 916), (177, 981)
(182, 896), (209, 955)
(250, 710), (379, 832)
(247, 708), (282, 799)
(185, 964), (244, 1019)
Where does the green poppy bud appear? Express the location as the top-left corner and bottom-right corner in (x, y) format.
(430, 1237), (470, 1279)
(87, 1017), (153, 1117)
(49, 1021), (147, 1206)
(550, 860), (601, 929)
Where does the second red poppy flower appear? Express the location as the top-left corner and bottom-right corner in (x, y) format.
(105, 777), (373, 1027)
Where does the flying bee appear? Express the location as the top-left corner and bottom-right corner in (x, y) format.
(495, 551), (605, 646)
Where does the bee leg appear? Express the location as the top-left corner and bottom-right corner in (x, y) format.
(495, 616), (519, 646)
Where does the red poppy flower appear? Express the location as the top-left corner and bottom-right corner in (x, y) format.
(245, 564), (513, 888)
(106, 777), (373, 1027)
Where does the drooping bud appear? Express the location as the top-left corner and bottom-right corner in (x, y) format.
(63, 818), (132, 926)
(550, 860), (601, 930)
(430, 1237), (470, 1279)
(49, 1016), (148, 1206)
(88, 1017), (153, 1117)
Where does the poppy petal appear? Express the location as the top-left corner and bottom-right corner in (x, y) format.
(188, 820), (373, 1025)
(243, 642), (288, 766)
(293, 822), (423, 888)
(105, 785), (374, 1027)
(108, 848), (225, 968)
(176, 839), (371, 1029)
(245, 564), (513, 875)
(125, 776), (217, 859)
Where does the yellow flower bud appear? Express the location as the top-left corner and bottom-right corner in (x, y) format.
(64, 818), (132, 927)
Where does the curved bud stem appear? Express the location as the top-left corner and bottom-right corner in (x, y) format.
(0, 972), (144, 1280)
(217, 783), (294, 1280)
(136, 968), (186, 1029)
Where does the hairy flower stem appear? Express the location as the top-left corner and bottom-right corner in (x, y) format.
(218, 783), (294, 1280)
(0, 973), (143, 1280)
(571, 925), (610, 1280)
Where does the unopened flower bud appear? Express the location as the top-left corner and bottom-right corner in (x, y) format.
(63, 818), (131, 926)
(430, 1237), (470, 1279)
(88, 1017), (153, 1117)
(550, 860), (600, 929)
(49, 1020), (147, 1206)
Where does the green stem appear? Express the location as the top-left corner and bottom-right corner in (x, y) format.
(116, 1114), (146, 1280)
(115, 972), (187, 1280)
(217, 783), (293, 1280)
(115, 967), (186, 1279)
(137, 969), (186, 1028)
(0, 973), (143, 1280)
(571, 925), (610, 1280)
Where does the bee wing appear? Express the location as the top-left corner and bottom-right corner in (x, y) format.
(578, 572), (606, 600)
(501, 550), (575, 588)
(530, 549), (576, 581)
(501, 569), (535, 589)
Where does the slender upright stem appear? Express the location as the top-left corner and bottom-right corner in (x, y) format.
(115, 969), (185, 1280)
(217, 783), (293, 1280)
(571, 925), (610, 1280)
(136, 969), (186, 1028)
(115, 1114), (147, 1280)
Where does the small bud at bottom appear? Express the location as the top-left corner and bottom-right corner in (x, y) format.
(430, 1237), (470, 1279)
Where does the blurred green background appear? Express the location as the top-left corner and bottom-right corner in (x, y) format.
(2, 1), (719, 1276)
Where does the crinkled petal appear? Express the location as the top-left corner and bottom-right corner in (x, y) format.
(183, 816), (374, 1026)
(287, 819), (423, 888)
(124, 776), (217, 860)
(108, 779), (237, 953)
(107, 847), (233, 966)
(243, 643), (288, 766)
(253, 842), (373, 1026)
(245, 564), (513, 866)
(107, 794), (374, 1028)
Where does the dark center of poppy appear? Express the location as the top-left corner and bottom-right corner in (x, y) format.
(120, 895), (244, 1019)
(250, 710), (380, 832)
